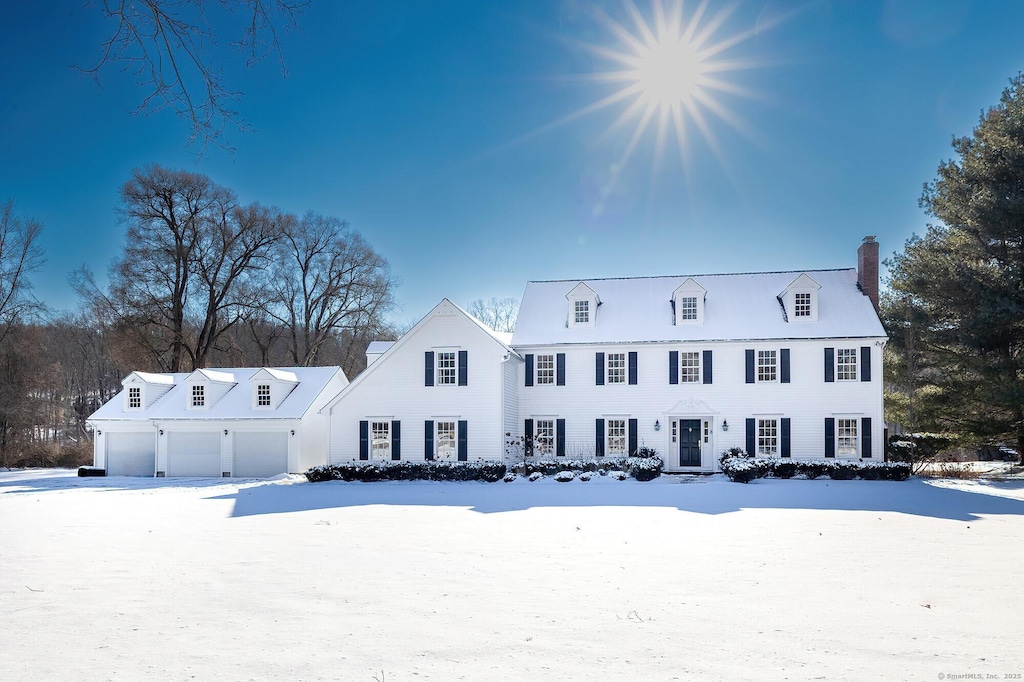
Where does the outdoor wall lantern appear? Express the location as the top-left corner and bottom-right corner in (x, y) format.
(159, 430), (163, 436)
(654, 419), (661, 432)
(223, 429), (228, 436)
(722, 420), (729, 432)
(97, 430), (102, 436)
(290, 429), (295, 436)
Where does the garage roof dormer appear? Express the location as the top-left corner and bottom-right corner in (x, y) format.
(122, 371), (175, 412)
(780, 273), (821, 323)
(250, 368), (300, 410)
(672, 278), (706, 325)
(566, 282), (599, 329)
(184, 369), (237, 411)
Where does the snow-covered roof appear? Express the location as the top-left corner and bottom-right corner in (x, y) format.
(187, 368), (236, 384)
(90, 366), (344, 422)
(126, 371), (174, 385)
(366, 341), (396, 355)
(511, 269), (886, 345)
(256, 368), (298, 383)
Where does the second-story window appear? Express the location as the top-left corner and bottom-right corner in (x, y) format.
(536, 354), (555, 385)
(257, 384), (271, 406)
(191, 384), (205, 407)
(574, 300), (589, 324)
(758, 351), (777, 382)
(837, 348), (858, 381)
(437, 352), (457, 385)
(794, 292), (811, 317)
(680, 352), (700, 383)
(607, 353), (626, 384)
(679, 296), (698, 320)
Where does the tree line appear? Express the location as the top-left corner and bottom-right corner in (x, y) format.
(0, 164), (397, 467)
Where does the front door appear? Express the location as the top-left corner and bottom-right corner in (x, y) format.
(679, 419), (701, 466)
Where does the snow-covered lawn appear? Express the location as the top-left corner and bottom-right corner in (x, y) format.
(2, 470), (1023, 681)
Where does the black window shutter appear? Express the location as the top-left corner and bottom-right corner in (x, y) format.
(824, 348), (835, 383)
(781, 418), (791, 458)
(556, 353), (566, 386)
(628, 352), (638, 385)
(628, 418), (638, 456)
(458, 350), (468, 386)
(669, 351), (679, 384)
(595, 419), (605, 457)
(825, 418), (835, 458)
(556, 419), (566, 457)
(745, 418), (755, 456)
(424, 351), (435, 386)
(702, 350), (712, 384)
(524, 419), (534, 456)
(391, 420), (401, 460)
(359, 420), (369, 460)
(861, 417), (872, 458)
(595, 352), (605, 385)
(458, 420), (468, 461)
(861, 346), (871, 382)
(525, 354), (534, 386)
(780, 348), (791, 384)
(745, 349), (755, 384)
(424, 420), (434, 460)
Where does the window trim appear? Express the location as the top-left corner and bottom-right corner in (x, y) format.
(371, 421), (391, 460)
(435, 420), (457, 460)
(606, 418), (627, 456)
(757, 350), (778, 383)
(836, 417), (859, 457)
(757, 418), (778, 456)
(836, 348), (858, 382)
(436, 350), (457, 386)
(606, 352), (626, 384)
(679, 351), (701, 383)
(534, 418), (555, 456)
(535, 354), (555, 386)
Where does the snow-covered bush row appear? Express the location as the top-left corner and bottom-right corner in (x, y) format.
(719, 454), (910, 483)
(513, 455), (663, 481)
(305, 460), (507, 483)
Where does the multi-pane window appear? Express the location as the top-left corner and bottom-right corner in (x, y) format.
(371, 421), (391, 459)
(703, 420), (710, 444)
(607, 419), (627, 456)
(128, 387), (141, 409)
(574, 300), (589, 324)
(436, 421), (456, 460)
(794, 292), (811, 317)
(758, 419), (778, 456)
(607, 353), (626, 384)
(671, 420), (678, 444)
(536, 354), (555, 385)
(437, 352), (457, 385)
(837, 348), (858, 381)
(257, 384), (271, 407)
(680, 352), (701, 383)
(679, 296), (698, 320)
(191, 384), (205, 407)
(758, 350), (777, 382)
(535, 419), (554, 455)
(837, 419), (858, 456)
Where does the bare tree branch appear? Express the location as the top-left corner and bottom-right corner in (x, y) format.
(466, 297), (519, 333)
(0, 200), (45, 346)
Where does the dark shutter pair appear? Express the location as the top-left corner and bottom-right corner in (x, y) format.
(823, 417), (873, 458)
(824, 347), (873, 382)
(745, 417), (792, 457)
(358, 420), (401, 460)
(745, 349), (790, 383)
(667, 350), (713, 384)
(424, 420), (469, 461)
(424, 351), (469, 386)
(594, 418), (638, 456)
(523, 418), (565, 456)
(595, 352), (638, 385)
(524, 354), (566, 386)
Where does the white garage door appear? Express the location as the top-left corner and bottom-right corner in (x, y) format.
(233, 431), (289, 478)
(167, 432), (222, 477)
(106, 432), (156, 477)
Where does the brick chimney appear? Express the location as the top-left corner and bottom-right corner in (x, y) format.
(857, 236), (879, 313)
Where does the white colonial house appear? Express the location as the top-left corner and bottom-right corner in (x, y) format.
(88, 366), (347, 477)
(91, 238), (886, 476)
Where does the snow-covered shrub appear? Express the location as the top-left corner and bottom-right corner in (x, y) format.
(771, 460), (799, 479)
(578, 471), (593, 482)
(597, 468), (608, 476)
(719, 447), (749, 468)
(860, 460), (911, 481)
(515, 456), (658, 480)
(627, 455), (663, 481)
(528, 471), (544, 482)
(798, 461), (829, 480)
(554, 470), (575, 483)
(304, 460), (507, 483)
(609, 470), (627, 481)
(718, 457), (911, 483)
(825, 460), (858, 480)
(502, 472), (518, 483)
(720, 456), (770, 483)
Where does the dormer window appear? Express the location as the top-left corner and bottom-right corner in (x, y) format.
(191, 385), (205, 408)
(781, 274), (820, 323)
(249, 368), (298, 410)
(128, 387), (142, 409)
(794, 292), (811, 317)
(574, 300), (590, 324)
(257, 384), (271, 407)
(672, 279), (706, 325)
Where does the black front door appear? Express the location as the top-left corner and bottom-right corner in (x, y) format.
(679, 419), (701, 466)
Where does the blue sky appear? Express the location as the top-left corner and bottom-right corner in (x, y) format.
(3, 1), (1024, 325)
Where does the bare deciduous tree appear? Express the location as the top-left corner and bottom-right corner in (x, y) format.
(0, 200), (45, 346)
(466, 297), (519, 333)
(80, 0), (307, 155)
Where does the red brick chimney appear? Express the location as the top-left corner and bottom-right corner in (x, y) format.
(857, 236), (879, 313)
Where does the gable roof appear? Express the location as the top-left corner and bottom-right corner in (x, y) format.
(321, 298), (520, 413)
(124, 371), (174, 386)
(89, 366), (345, 422)
(511, 269), (886, 345)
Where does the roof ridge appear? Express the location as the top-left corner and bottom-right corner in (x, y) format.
(527, 268), (855, 284)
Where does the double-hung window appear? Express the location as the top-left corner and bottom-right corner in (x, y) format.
(371, 421), (391, 459)
(679, 296), (698, 321)
(128, 387), (141, 409)
(607, 419), (627, 456)
(758, 419), (778, 456)
(437, 352), (457, 385)
(436, 421), (456, 460)
(574, 300), (589, 324)
(794, 292), (811, 318)
(680, 352), (700, 383)
(837, 348), (858, 381)
(837, 419), (858, 456)
(607, 353), (626, 384)
(535, 419), (554, 455)
(257, 384), (271, 407)
(758, 350), (777, 382)
(536, 354), (555, 385)
(191, 385), (205, 407)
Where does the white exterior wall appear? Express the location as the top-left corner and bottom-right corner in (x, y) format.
(501, 356), (521, 450)
(515, 337), (885, 471)
(328, 303), (509, 462)
(299, 370), (348, 471)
